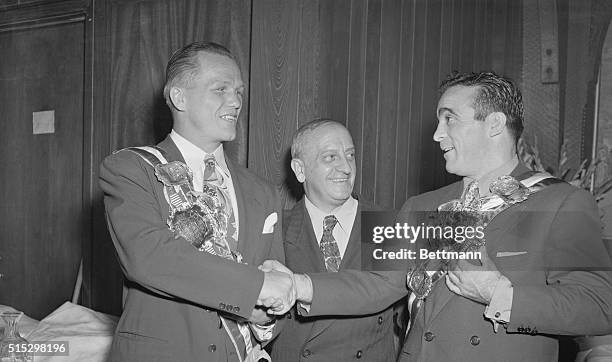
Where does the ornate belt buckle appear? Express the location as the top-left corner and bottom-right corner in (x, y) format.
(407, 269), (433, 300)
(155, 161), (193, 186)
(490, 175), (530, 204)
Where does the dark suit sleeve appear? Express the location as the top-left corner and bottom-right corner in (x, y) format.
(301, 199), (414, 317)
(99, 151), (264, 320)
(508, 188), (612, 335)
(301, 270), (408, 316)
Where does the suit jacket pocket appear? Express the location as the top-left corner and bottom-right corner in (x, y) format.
(111, 331), (171, 362)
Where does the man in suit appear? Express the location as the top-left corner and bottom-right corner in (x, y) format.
(283, 71), (612, 361)
(395, 72), (612, 362)
(268, 120), (406, 361)
(100, 41), (295, 362)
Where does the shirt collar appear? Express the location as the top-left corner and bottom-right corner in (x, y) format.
(170, 130), (230, 176)
(304, 195), (358, 233)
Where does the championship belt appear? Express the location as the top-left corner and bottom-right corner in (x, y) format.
(119, 146), (254, 361)
(406, 171), (563, 319)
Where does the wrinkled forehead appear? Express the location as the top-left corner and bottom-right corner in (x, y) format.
(302, 124), (353, 154)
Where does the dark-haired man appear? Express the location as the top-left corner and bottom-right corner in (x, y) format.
(396, 71), (612, 361)
(281, 72), (612, 361)
(100, 42), (293, 361)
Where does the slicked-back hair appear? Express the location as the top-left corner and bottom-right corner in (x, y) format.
(163, 41), (236, 109)
(440, 71), (524, 144)
(291, 119), (346, 159)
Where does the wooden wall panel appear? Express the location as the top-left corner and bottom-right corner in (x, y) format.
(375, 0), (400, 208)
(346, 0), (367, 196)
(249, 0), (301, 202)
(360, 0), (381, 203)
(250, 0), (524, 210)
(0, 20), (84, 319)
(105, 0), (251, 160)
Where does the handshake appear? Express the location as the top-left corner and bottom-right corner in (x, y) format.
(255, 260), (313, 316)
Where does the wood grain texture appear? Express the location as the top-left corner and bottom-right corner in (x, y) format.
(106, 0), (251, 163)
(522, 0), (560, 170)
(250, 0), (525, 210)
(0, 21), (84, 319)
(249, 0), (301, 204)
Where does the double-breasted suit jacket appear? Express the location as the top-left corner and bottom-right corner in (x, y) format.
(269, 198), (406, 362)
(298, 164), (612, 361)
(100, 135), (284, 362)
(396, 163), (612, 362)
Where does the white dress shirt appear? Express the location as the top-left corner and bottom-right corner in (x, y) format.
(170, 130), (239, 238)
(304, 196), (358, 259)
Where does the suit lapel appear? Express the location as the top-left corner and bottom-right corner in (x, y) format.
(422, 182), (462, 323)
(285, 200), (327, 272)
(425, 162), (534, 324)
(226, 157), (261, 259)
(284, 201), (330, 343)
(157, 135), (185, 163)
(339, 202), (362, 270)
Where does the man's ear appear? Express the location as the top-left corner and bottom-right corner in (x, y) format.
(169, 86), (186, 112)
(290, 158), (306, 183)
(487, 112), (507, 137)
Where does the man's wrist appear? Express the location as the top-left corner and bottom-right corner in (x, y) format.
(257, 315), (276, 326)
(294, 273), (313, 303)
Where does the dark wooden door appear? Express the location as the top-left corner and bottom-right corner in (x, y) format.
(0, 20), (85, 320)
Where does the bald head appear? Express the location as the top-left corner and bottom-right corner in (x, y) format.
(291, 119), (348, 159)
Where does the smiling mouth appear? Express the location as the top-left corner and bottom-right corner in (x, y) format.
(220, 114), (237, 122)
(441, 146), (455, 154)
(330, 178), (350, 183)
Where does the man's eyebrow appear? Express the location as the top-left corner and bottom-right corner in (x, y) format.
(437, 107), (457, 117)
(209, 78), (244, 86)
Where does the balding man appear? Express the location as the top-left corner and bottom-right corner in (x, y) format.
(268, 120), (407, 362)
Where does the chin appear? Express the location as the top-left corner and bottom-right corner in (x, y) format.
(331, 190), (352, 202)
(220, 130), (237, 142)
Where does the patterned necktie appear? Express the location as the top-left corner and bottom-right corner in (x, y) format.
(202, 155), (238, 253)
(202, 155), (249, 359)
(461, 180), (481, 211)
(203, 155), (220, 183)
(320, 215), (341, 272)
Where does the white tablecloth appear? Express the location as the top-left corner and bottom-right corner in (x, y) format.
(1, 302), (117, 361)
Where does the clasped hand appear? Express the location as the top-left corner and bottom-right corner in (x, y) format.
(445, 246), (504, 305)
(256, 260), (297, 315)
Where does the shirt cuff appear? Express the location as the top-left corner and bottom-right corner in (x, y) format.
(295, 274), (313, 315)
(250, 321), (275, 342)
(484, 275), (513, 332)
(297, 301), (311, 314)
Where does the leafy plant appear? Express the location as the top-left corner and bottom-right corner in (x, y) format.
(517, 136), (612, 202)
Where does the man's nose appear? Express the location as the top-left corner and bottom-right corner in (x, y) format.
(226, 90), (241, 108)
(433, 121), (446, 142)
(336, 156), (352, 173)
